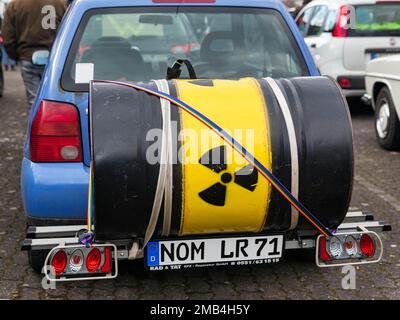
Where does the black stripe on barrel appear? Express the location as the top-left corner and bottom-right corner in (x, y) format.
(257, 79), (292, 231)
(275, 77), (354, 230)
(91, 81), (164, 240)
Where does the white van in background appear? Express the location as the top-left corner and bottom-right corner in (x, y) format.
(295, 0), (400, 98)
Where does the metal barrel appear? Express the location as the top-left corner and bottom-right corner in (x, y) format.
(90, 77), (353, 240)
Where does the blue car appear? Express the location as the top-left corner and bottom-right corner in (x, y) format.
(26, 0), (386, 280)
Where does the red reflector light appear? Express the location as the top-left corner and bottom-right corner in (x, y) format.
(360, 234), (375, 257)
(51, 250), (67, 275)
(86, 248), (102, 272)
(30, 100), (82, 162)
(318, 237), (330, 262)
(101, 247), (112, 273)
(338, 78), (351, 88)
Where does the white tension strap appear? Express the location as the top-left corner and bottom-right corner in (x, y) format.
(158, 79), (174, 237)
(129, 79), (173, 259)
(264, 78), (299, 230)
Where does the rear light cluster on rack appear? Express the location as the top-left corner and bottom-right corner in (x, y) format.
(44, 244), (117, 281)
(30, 100), (83, 162)
(316, 232), (383, 267)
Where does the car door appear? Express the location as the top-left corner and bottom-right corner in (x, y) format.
(303, 5), (330, 61)
(296, 6), (315, 38)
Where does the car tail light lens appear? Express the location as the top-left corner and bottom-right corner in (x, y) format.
(51, 250), (67, 275)
(333, 6), (350, 38)
(86, 248), (102, 272)
(344, 236), (358, 256)
(101, 247), (112, 273)
(328, 236), (343, 258)
(30, 100), (83, 162)
(338, 77), (351, 89)
(318, 237), (330, 262)
(170, 42), (200, 55)
(69, 249), (84, 273)
(360, 234), (375, 257)
(0, 36), (4, 45)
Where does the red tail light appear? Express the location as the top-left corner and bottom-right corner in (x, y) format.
(318, 237), (331, 262)
(100, 247), (112, 273)
(332, 6), (349, 38)
(51, 250), (67, 275)
(170, 42), (200, 55)
(360, 234), (375, 257)
(30, 100), (83, 162)
(0, 36), (4, 45)
(86, 248), (101, 272)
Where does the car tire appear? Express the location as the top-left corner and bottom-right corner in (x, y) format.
(28, 250), (50, 274)
(375, 87), (400, 151)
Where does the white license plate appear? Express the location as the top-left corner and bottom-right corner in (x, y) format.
(370, 52), (397, 60)
(146, 235), (284, 270)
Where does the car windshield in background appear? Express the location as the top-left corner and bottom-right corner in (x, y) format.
(62, 7), (308, 91)
(350, 4), (400, 36)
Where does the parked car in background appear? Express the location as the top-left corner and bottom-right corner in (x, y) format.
(365, 55), (400, 150)
(295, 0), (400, 98)
(282, 0), (313, 16)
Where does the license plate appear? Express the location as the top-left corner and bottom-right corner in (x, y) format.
(370, 52), (397, 60)
(146, 235), (284, 270)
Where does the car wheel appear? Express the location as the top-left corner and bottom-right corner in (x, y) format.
(375, 87), (400, 151)
(28, 250), (50, 274)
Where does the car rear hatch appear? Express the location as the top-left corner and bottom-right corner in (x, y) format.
(343, 2), (400, 71)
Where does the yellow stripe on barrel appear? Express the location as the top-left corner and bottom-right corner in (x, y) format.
(175, 78), (272, 235)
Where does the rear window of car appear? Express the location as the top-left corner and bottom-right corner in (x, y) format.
(61, 6), (309, 92)
(349, 4), (400, 37)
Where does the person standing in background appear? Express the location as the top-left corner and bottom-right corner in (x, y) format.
(2, 0), (67, 108)
(0, 6), (16, 72)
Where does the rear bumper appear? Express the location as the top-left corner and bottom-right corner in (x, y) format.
(337, 76), (366, 97)
(21, 158), (89, 221)
(342, 89), (366, 97)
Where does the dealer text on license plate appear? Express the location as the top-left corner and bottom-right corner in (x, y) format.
(146, 235), (284, 270)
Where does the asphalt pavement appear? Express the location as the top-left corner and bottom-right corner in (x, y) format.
(0, 69), (399, 300)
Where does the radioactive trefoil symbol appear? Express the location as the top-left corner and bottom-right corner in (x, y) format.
(198, 146), (258, 206)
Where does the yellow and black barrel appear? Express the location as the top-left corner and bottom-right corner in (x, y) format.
(90, 77), (353, 240)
